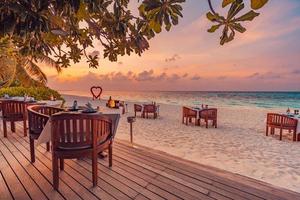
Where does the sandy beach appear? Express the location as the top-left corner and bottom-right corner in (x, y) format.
(64, 94), (300, 193)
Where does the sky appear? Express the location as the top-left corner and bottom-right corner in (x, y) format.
(45, 0), (300, 92)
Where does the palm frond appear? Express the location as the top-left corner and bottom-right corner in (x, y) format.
(22, 59), (47, 85)
(37, 54), (62, 73)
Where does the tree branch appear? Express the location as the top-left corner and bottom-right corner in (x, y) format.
(207, 0), (217, 14)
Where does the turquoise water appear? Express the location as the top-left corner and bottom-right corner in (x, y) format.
(60, 90), (300, 109)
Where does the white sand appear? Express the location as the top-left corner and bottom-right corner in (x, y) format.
(64, 95), (300, 192)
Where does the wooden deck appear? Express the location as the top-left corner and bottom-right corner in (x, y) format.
(1, 123), (300, 200)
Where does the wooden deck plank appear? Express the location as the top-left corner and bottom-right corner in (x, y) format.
(1, 122), (299, 200)
(112, 147), (218, 198)
(0, 163), (13, 200)
(0, 151), (31, 200)
(10, 130), (115, 200)
(0, 139), (48, 200)
(116, 140), (300, 200)
(83, 158), (167, 200)
(114, 141), (291, 200)
(8, 131), (88, 200)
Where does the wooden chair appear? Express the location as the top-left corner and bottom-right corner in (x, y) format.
(27, 105), (64, 163)
(199, 108), (217, 128)
(266, 113), (298, 141)
(134, 104), (142, 117)
(51, 113), (113, 190)
(142, 104), (158, 119)
(1, 100), (27, 137)
(182, 106), (198, 125)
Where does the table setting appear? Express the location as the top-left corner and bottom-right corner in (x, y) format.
(0, 94), (63, 107)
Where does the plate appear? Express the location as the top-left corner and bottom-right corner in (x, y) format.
(68, 108), (80, 112)
(81, 110), (97, 114)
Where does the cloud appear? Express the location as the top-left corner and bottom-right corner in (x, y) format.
(291, 69), (300, 74)
(135, 70), (155, 81)
(247, 72), (260, 79)
(246, 72), (282, 80)
(168, 74), (181, 81)
(165, 54), (181, 62)
(190, 75), (201, 81)
(182, 73), (188, 78)
(217, 76), (227, 80)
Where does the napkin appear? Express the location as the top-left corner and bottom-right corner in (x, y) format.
(3, 94), (9, 99)
(85, 102), (95, 111)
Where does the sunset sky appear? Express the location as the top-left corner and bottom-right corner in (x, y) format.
(45, 0), (300, 92)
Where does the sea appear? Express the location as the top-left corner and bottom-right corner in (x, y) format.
(60, 90), (300, 109)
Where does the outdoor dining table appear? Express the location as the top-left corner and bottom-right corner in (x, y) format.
(189, 107), (203, 119)
(0, 97), (63, 107)
(37, 112), (120, 146)
(141, 104), (160, 115)
(284, 114), (300, 134)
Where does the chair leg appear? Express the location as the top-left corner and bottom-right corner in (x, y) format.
(214, 120), (217, 128)
(23, 120), (27, 137)
(266, 125), (269, 136)
(30, 138), (35, 163)
(109, 144), (113, 167)
(3, 120), (7, 137)
(206, 120), (208, 128)
(60, 159), (64, 171)
(293, 130), (296, 142)
(92, 152), (98, 187)
(52, 156), (59, 190)
(11, 121), (15, 132)
(279, 128), (282, 140)
(46, 142), (50, 151)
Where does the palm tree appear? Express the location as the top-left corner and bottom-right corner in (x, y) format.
(0, 37), (61, 88)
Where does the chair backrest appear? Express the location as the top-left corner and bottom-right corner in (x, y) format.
(182, 106), (197, 116)
(267, 113), (298, 128)
(134, 104), (142, 111)
(200, 108), (217, 119)
(143, 104), (156, 112)
(27, 105), (64, 135)
(1, 100), (26, 119)
(51, 113), (112, 151)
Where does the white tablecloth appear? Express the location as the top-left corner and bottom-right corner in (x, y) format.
(292, 117), (300, 133)
(1, 97), (63, 108)
(38, 100), (63, 107)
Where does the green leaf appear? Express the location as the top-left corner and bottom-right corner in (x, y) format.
(208, 24), (221, 33)
(251, 0), (268, 10)
(206, 12), (217, 21)
(234, 10), (260, 22)
(76, 1), (88, 20)
(149, 20), (162, 33)
(231, 23), (246, 33)
(227, 0), (244, 20)
(222, 0), (235, 7)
